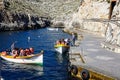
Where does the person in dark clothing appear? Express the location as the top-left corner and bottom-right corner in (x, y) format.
(71, 33), (77, 46)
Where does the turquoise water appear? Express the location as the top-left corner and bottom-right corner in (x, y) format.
(0, 28), (71, 80)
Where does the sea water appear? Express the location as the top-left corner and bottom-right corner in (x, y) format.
(0, 28), (71, 80)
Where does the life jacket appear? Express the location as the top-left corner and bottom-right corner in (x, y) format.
(2, 51), (7, 56)
(25, 49), (31, 55)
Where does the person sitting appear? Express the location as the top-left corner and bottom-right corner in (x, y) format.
(61, 40), (65, 45)
(11, 48), (19, 58)
(25, 48), (31, 56)
(13, 51), (19, 58)
(1, 51), (7, 56)
(61, 39), (66, 45)
(64, 38), (71, 46)
(6, 49), (11, 55)
(19, 49), (26, 56)
(29, 47), (34, 54)
(56, 40), (60, 45)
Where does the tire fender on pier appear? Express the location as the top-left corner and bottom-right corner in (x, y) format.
(70, 65), (78, 75)
(80, 69), (90, 80)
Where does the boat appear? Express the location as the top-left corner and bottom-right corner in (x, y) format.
(0, 77), (4, 80)
(0, 50), (43, 65)
(54, 44), (70, 54)
(47, 28), (58, 31)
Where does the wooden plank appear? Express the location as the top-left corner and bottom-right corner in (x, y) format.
(79, 53), (85, 63)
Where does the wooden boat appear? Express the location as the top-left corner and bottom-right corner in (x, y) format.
(0, 50), (43, 65)
(47, 28), (58, 31)
(54, 44), (70, 54)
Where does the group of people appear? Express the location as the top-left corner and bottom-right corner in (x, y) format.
(1, 47), (34, 58)
(11, 47), (34, 58)
(55, 32), (77, 46)
(56, 38), (71, 46)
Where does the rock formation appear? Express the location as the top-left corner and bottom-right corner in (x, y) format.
(0, 9), (50, 31)
(65, 0), (120, 53)
(0, 0), (80, 28)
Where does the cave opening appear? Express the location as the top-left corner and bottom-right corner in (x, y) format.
(108, 0), (116, 20)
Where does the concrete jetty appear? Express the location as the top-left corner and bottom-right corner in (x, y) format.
(68, 29), (120, 80)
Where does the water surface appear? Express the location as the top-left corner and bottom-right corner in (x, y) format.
(0, 28), (71, 80)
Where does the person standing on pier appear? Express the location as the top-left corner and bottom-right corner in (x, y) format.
(71, 32), (77, 46)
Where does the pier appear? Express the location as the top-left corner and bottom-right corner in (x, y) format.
(66, 28), (119, 80)
(70, 47), (115, 80)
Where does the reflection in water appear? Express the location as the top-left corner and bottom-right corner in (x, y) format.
(28, 36), (31, 42)
(56, 52), (69, 64)
(56, 53), (63, 63)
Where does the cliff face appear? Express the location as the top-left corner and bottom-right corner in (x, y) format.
(5, 0), (80, 21)
(65, 0), (120, 53)
(65, 1), (110, 35)
(0, 9), (51, 31)
(0, 0), (80, 30)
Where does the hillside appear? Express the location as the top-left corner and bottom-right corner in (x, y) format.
(0, 0), (80, 30)
(6, 0), (80, 20)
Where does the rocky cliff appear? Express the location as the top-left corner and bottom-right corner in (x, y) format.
(0, 0), (80, 31)
(65, 0), (120, 53)
(4, 0), (80, 26)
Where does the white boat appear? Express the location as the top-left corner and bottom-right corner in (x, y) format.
(47, 28), (58, 31)
(0, 77), (4, 80)
(54, 45), (70, 54)
(0, 50), (43, 65)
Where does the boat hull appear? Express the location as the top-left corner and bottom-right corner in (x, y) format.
(47, 28), (58, 31)
(55, 46), (69, 54)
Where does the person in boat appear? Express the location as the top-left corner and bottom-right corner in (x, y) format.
(1, 51), (7, 56)
(19, 48), (26, 56)
(1, 49), (11, 56)
(56, 40), (60, 45)
(19, 47), (34, 56)
(25, 48), (31, 56)
(64, 38), (71, 46)
(11, 48), (19, 58)
(29, 47), (34, 54)
(61, 39), (66, 45)
(56, 40), (61, 45)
